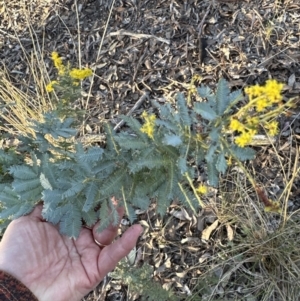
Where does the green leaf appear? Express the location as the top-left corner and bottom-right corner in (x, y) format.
(131, 196), (150, 210)
(207, 158), (219, 187)
(62, 182), (84, 198)
(129, 157), (165, 173)
(59, 204), (82, 238)
(197, 85), (213, 98)
(82, 209), (97, 227)
(229, 90), (242, 104)
(205, 144), (218, 163)
(42, 189), (63, 208)
(96, 200), (113, 233)
(0, 185), (35, 219)
(231, 145), (256, 161)
(83, 182), (99, 212)
(13, 178), (41, 193)
(176, 92), (191, 126)
(114, 133), (148, 150)
(216, 153), (227, 174)
(178, 157), (188, 174)
(194, 102), (217, 121)
(78, 146), (104, 163)
(209, 126), (221, 143)
(163, 134), (182, 146)
(9, 165), (37, 180)
(216, 78), (230, 115)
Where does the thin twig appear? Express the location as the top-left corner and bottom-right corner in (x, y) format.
(107, 30), (170, 45)
(113, 92), (149, 131)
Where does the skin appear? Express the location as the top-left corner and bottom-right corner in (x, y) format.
(0, 204), (142, 301)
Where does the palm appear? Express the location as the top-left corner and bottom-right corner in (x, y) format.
(0, 205), (142, 301)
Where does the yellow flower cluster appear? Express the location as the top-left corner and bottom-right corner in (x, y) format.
(195, 184), (208, 195)
(69, 68), (93, 80)
(46, 52), (93, 93)
(244, 79), (284, 112)
(140, 111), (156, 139)
(51, 52), (65, 75)
(228, 79), (285, 147)
(46, 80), (58, 92)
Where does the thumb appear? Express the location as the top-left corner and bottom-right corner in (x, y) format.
(97, 224), (143, 277)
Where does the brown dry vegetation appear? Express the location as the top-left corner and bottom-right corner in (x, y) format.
(1, 0), (300, 300)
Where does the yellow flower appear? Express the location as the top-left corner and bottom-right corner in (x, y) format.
(264, 79), (283, 103)
(244, 85), (264, 99)
(69, 68), (93, 80)
(264, 200), (282, 214)
(265, 121), (279, 136)
(140, 111), (156, 139)
(255, 97), (269, 112)
(229, 118), (244, 132)
(246, 116), (259, 127)
(46, 80), (58, 92)
(196, 184), (208, 195)
(51, 52), (65, 74)
(235, 131), (254, 147)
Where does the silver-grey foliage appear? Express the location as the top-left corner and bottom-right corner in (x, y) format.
(0, 79), (256, 238)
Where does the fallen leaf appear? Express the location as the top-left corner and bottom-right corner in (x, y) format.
(226, 224), (234, 241)
(201, 220), (219, 240)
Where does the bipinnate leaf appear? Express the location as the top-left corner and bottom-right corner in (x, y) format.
(228, 90), (242, 104)
(197, 85), (213, 98)
(9, 165), (38, 180)
(205, 144), (218, 163)
(32, 112), (76, 139)
(216, 153), (227, 174)
(59, 204), (82, 238)
(176, 92), (191, 126)
(0, 185), (35, 219)
(129, 157), (165, 173)
(83, 182), (99, 212)
(81, 209), (97, 227)
(216, 78), (230, 115)
(178, 157), (188, 174)
(42, 189), (63, 208)
(207, 158), (219, 187)
(78, 146), (104, 163)
(131, 196), (150, 210)
(231, 145), (256, 161)
(96, 199), (114, 233)
(114, 133), (149, 150)
(194, 102), (217, 121)
(163, 134), (182, 146)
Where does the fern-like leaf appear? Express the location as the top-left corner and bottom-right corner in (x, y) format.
(216, 78), (230, 115)
(83, 181), (99, 212)
(231, 145), (256, 161)
(59, 203), (82, 238)
(176, 92), (191, 127)
(194, 102), (217, 121)
(207, 157), (219, 187)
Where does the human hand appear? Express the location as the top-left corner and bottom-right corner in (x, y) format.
(0, 203), (142, 301)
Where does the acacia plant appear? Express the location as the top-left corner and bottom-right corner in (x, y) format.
(0, 53), (293, 238)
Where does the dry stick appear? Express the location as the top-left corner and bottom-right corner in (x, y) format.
(113, 92), (149, 131)
(197, 4), (211, 35)
(74, 0), (81, 69)
(197, 4), (211, 63)
(106, 30), (170, 45)
(85, 0), (116, 111)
